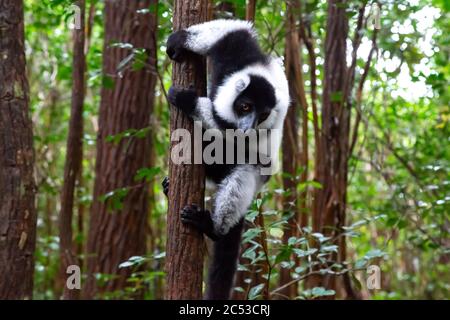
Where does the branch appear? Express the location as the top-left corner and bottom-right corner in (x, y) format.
(348, 29), (378, 157)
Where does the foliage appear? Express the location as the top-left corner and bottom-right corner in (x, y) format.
(25, 0), (449, 299)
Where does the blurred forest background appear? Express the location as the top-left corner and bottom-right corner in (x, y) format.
(0, 0), (448, 300)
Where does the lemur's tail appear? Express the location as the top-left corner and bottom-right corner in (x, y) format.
(205, 219), (244, 300)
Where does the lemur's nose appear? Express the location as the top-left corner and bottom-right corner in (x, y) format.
(258, 112), (271, 124)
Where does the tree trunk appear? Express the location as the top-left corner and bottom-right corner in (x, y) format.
(165, 0), (208, 300)
(279, 0), (310, 299)
(245, 0), (256, 21)
(0, 0), (37, 299)
(311, 0), (349, 293)
(83, 0), (158, 298)
(59, 0), (86, 300)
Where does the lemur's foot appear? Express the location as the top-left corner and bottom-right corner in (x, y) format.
(168, 86), (197, 114)
(166, 30), (188, 62)
(162, 176), (169, 197)
(180, 204), (219, 241)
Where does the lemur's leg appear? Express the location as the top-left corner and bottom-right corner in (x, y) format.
(211, 165), (260, 235)
(180, 165), (260, 238)
(168, 86), (219, 129)
(166, 19), (254, 61)
(205, 218), (244, 300)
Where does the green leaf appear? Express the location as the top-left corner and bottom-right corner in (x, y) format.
(153, 252), (166, 259)
(102, 75), (115, 89)
(330, 91), (343, 103)
(355, 259), (368, 269)
(312, 232), (331, 243)
(134, 167), (161, 182)
(364, 249), (387, 260)
(269, 227), (284, 238)
(99, 187), (129, 211)
(116, 53), (135, 72)
(110, 42), (134, 49)
(118, 261), (134, 269)
(311, 287), (336, 297)
(321, 245), (338, 253)
(248, 283), (265, 300)
(242, 245), (258, 261)
(275, 246), (292, 265)
(242, 227), (262, 243)
(245, 210), (259, 223)
(256, 198), (263, 209)
(293, 248), (317, 258)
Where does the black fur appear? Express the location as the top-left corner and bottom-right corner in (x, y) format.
(166, 30), (189, 62)
(162, 176), (169, 197)
(205, 219), (244, 300)
(233, 75), (276, 122)
(168, 86), (198, 114)
(180, 204), (219, 241)
(208, 30), (268, 99)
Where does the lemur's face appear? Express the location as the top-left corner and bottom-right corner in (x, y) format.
(233, 75), (276, 131)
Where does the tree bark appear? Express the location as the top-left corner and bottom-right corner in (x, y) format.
(245, 0), (256, 21)
(311, 0), (349, 293)
(165, 0), (208, 300)
(278, 0), (310, 299)
(59, 0), (86, 300)
(83, 0), (158, 298)
(0, 0), (37, 299)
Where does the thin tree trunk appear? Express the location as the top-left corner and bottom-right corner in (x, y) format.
(165, 0), (208, 300)
(311, 0), (349, 293)
(84, 1), (96, 55)
(278, 0), (310, 299)
(83, 0), (158, 298)
(59, 0), (86, 300)
(245, 0), (256, 21)
(0, 0), (37, 299)
(299, 19), (320, 202)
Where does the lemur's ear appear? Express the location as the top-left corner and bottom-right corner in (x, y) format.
(235, 78), (249, 92)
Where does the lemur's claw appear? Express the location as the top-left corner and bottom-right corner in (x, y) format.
(162, 176), (169, 197)
(167, 86), (181, 106)
(168, 86), (197, 113)
(166, 30), (188, 62)
(180, 204), (219, 241)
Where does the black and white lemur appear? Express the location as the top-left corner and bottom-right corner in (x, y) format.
(164, 19), (289, 299)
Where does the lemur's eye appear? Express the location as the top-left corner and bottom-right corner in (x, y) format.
(240, 103), (252, 113)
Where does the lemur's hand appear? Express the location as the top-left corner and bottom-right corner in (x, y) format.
(168, 86), (197, 115)
(166, 30), (188, 62)
(180, 204), (220, 241)
(161, 176), (169, 197)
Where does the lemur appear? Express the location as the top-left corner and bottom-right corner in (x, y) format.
(163, 19), (289, 300)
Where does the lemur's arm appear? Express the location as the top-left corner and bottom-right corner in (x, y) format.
(168, 86), (219, 129)
(166, 19), (254, 60)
